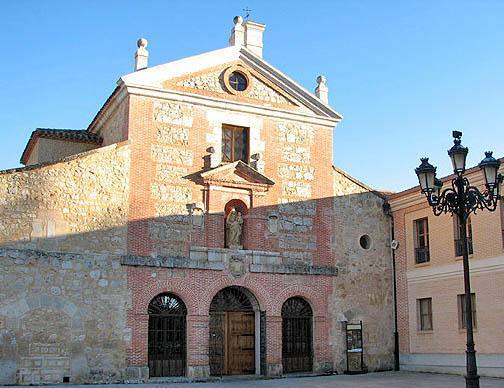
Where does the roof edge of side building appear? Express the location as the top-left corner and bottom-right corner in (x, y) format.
(388, 156), (504, 201)
(333, 165), (390, 200)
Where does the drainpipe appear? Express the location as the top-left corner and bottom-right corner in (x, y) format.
(383, 202), (400, 371)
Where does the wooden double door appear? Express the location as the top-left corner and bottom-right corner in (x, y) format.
(209, 311), (255, 375)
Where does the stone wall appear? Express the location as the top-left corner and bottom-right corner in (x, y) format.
(330, 173), (394, 372)
(0, 142), (130, 255)
(0, 248), (129, 385)
(0, 142), (131, 384)
(149, 100), (195, 257)
(94, 96), (129, 147)
(333, 166), (369, 196)
(276, 120), (317, 264)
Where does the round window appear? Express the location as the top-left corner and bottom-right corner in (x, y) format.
(229, 71), (248, 91)
(359, 235), (371, 250)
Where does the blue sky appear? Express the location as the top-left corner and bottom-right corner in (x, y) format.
(1, 1), (503, 191)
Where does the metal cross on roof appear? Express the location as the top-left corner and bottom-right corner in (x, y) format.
(243, 7), (252, 20)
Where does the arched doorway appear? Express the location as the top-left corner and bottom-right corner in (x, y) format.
(282, 297), (313, 373)
(209, 286), (258, 375)
(148, 293), (187, 377)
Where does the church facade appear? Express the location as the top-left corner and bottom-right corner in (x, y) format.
(0, 17), (394, 384)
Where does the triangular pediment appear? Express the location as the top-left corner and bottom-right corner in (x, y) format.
(200, 161), (274, 191)
(120, 46), (342, 121)
(162, 61), (304, 111)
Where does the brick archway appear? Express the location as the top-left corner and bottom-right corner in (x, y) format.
(209, 286), (261, 376)
(148, 293), (187, 377)
(224, 199), (249, 217)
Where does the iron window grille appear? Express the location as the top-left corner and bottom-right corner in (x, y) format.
(281, 297), (313, 373)
(148, 293), (187, 377)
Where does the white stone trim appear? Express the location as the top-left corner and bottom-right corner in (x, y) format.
(239, 49), (341, 119)
(124, 84), (338, 128)
(122, 46), (241, 87)
(208, 185), (251, 195)
(254, 310), (261, 375)
(120, 45), (342, 120)
(407, 254), (504, 283)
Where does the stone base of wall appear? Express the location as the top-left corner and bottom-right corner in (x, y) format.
(187, 365), (210, 378)
(400, 353), (504, 378)
(123, 366), (149, 382)
(314, 360), (333, 374)
(0, 248), (129, 385)
(267, 363), (282, 376)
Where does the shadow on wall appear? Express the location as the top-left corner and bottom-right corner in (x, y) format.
(0, 182), (393, 383)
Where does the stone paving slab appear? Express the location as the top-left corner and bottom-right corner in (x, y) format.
(29, 371), (504, 388)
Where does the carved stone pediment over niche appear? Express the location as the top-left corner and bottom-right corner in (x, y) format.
(200, 160), (274, 195)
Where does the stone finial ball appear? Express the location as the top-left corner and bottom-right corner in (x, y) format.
(317, 75), (327, 84)
(233, 16), (243, 25)
(137, 38), (148, 48)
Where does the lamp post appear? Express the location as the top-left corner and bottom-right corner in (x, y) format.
(415, 131), (503, 388)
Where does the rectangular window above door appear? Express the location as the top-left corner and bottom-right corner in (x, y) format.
(222, 124), (249, 164)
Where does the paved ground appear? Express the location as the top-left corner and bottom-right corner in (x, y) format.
(36, 372), (504, 388)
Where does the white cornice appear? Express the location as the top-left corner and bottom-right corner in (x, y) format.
(239, 49), (342, 120)
(120, 45), (342, 121)
(124, 84), (340, 128)
(407, 255), (504, 283)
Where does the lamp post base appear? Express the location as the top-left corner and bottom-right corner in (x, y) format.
(465, 374), (480, 388)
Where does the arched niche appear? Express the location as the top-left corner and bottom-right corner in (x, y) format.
(224, 199), (248, 249)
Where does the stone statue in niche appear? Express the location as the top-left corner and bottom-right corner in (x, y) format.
(267, 213), (279, 233)
(226, 207), (243, 249)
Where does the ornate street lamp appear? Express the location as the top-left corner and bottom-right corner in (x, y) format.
(415, 131), (503, 388)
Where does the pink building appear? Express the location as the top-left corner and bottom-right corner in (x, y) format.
(388, 159), (504, 377)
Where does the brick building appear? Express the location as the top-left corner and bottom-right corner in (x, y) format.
(388, 159), (504, 377)
(0, 17), (394, 384)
